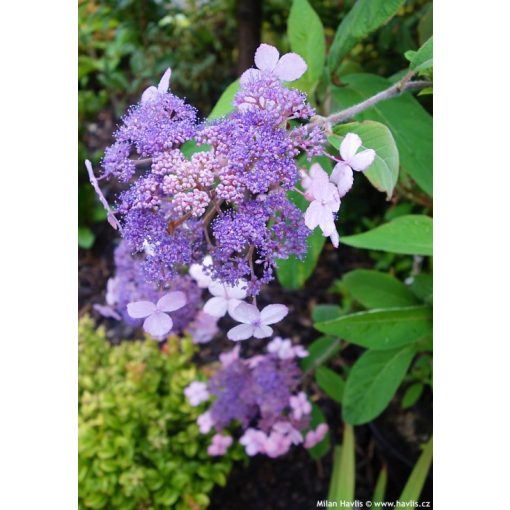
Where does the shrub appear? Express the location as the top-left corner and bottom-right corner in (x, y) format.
(78, 317), (241, 509)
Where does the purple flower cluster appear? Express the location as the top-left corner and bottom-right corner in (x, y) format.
(184, 337), (328, 458)
(87, 43), (327, 295)
(94, 240), (217, 342)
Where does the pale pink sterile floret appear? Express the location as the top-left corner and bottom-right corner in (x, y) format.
(267, 337), (309, 360)
(127, 291), (186, 338)
(184, 381), (210, 407)
(203, 280), (248, 318)
(330, 133), (376, 197)
(189, 255), (213, 288)
(304, 423), (329, 449)
(263, 431), (292, 458)
(227, 302), (289, 341)
(207, 434), (233, 456)
(197, 411), (215, 434)
(240, 43), (307, 85)
(141, 67), (172, 103)
(289, 392), (312, 420)
(303, 163), (341, 247)
(272, 421), (304, 445)
(240, 428), (268, 456)
(219, 345), (241, 367)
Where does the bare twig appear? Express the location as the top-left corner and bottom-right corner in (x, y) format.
(312, 77), (432, 127)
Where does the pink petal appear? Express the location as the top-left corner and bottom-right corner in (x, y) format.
(260, 304), (288, 325)
(143, 311), (173, 337)
(208, 281), (227, 298)
(340, 133), (362, 161)
(304, 200), (323, 230)
(274, 52), (307, 81)
(203, 297), (228, 317)
(331, 162), (354, 197)
(254, 43), (280, 71)
(329, 229), (340, 248)
(310, 167), (331, 201)
(229, 302), (260, 324)
(157, 291), (186, 312)
(93, 304), (121, 321)
(253, 325), (273, 339)
(227, 299), (243, 316)
(349, 149), (376, 172)
(127, 300), (156, 319)
(240, 68), (262, 86)
(141, 86), (158, 103)
(225, 281), (248, 300)
(157, 68), (172, 93)
(227, 323), (255, 341)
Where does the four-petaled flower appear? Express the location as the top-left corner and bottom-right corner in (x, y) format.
(303, 163), (340, 247)
(304, 423), (329, 449)
(207, 434), (233, 456)
(240, 428), (268, 456)
(203, 280), (248, 318)
(240, 43), (307, 85)
(227, 302), (289, 341)
(330, 133), (376, 197)
(127, 291), (186, 338)
(289, 392), (312, 420)
(141, 68), (172, 103)
(184, 381), (210, 407)
(197, 411), (215, 434)
(267, 337), (309, 360)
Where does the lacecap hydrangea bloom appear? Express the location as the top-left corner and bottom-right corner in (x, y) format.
(185, 338), (328, 458)
(87, 42), (374, 297)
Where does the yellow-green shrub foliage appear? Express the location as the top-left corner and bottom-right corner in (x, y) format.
(78, 317), (241, 509)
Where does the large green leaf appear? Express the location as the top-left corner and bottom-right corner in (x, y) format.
(331, 73), (432, 195)
(342, 269), (420, 308)
(315, 306), (432, 350)
(276, 228), (325, 289)
(399, 437), (433, 502)
(208, 80), (239, 119)
(409, 273), (433, 304)
(330, 120), (399, 198)
(341, 215), (433, 256)
(328, 0), (405, 72)
(312, 304), (343, 323)
(288, 0), (325, 94)
(316, 367), (345, 404)
(300, 336), (341, 372)
(343, 346), (416, 424)
(405, 36), (433, 73)
(328, 424), (355, 502)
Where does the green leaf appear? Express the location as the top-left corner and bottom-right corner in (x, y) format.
(78, 227), (95, 249)
(276, 228), (325, 289)
(288, 0), (326, 94)
(401, 383), (424, 409)
(372, 465), (388, 503)
(312, 305), (343, 323)
(301, 336), (341, 372)
(405, 36), (433, 73)
(208, 80), (239, 119)
(399, 437), (433, 502)
(409, 274), (433, 304)
(308, 404), (330, 459)
(180, 140), (211, 159)
(343, 346), (416, 424)
(331, 73), (432, 195)
(328, 0), (405, 72)
(330, 120), (399, 198)
(328, 424), (355, 502)
(342, 269), (419, 308)
(315, 306), (432, 350)
(341, 215), (433, 256)
(418, 5), (433, 46)
(316, 367), (345, 404)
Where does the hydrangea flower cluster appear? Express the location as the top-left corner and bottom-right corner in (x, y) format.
(184, 338), (328, 458)
(86, 43), (335, 295)
(94, 241), (218, 342)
